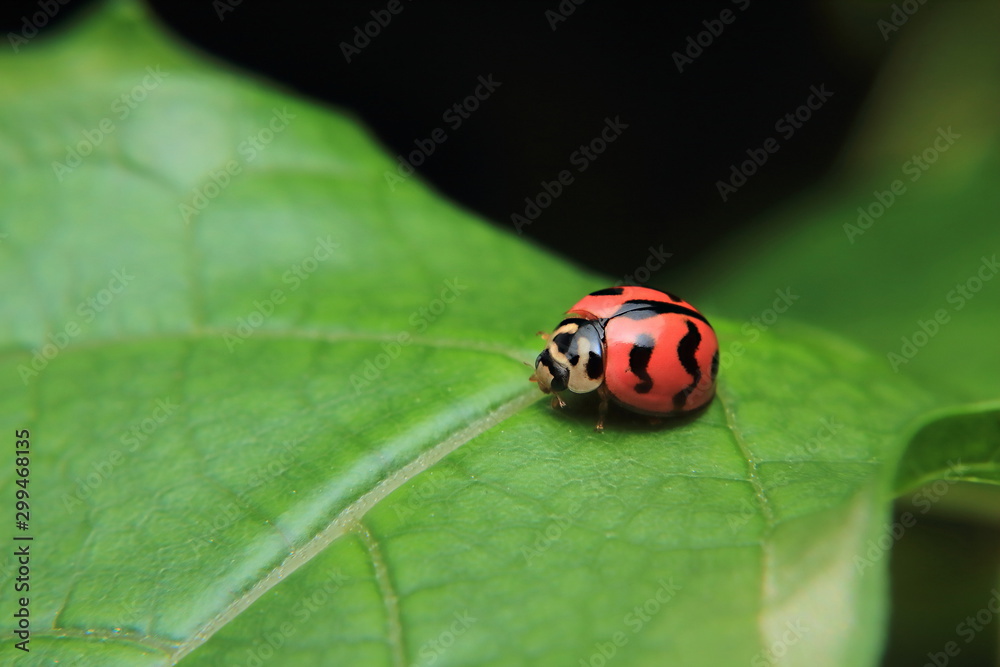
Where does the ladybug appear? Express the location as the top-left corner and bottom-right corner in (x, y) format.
(529, 286), (719, 430)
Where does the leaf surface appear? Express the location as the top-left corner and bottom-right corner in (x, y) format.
(0, 3), (987, 667)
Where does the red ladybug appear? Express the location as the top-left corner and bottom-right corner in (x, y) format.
(530, 286), (719, 430)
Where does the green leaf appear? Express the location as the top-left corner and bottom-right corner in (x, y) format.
(679, 2), (1000, 546)
(893, 403), (1000, 494)
(0, 2), (987, 666)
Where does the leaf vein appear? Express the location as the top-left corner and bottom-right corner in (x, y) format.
(357, 522), (406, 667)
(717, 386), (777, 659)
(166, 388), (542, 664)
(0, 328), (531, 366)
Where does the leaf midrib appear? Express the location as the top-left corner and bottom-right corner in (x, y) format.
(165, 388), (542, 665)
(1, 326), (534, 367)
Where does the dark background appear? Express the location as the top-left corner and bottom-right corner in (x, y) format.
(10, 2), (991, 666)
(3, 0), (888, 280)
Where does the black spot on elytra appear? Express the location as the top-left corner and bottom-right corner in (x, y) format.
(710, 349), (719, 381)
(672, 320), (702, 409)
(665, 292), (682, 302)
(614, 300), (710, 325)
(589, 287), (624, 296)
(586, 350), (603, 380)
(629, 334), (656, 394)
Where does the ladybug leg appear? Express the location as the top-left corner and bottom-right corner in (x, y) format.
(536, 331), (551, 340)
(595, 385), (610, 432)
(551, 393), (567, 410)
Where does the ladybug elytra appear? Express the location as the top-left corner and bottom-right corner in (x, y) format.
(530, 286), (719, 430)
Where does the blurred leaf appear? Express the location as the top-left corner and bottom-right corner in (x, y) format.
(894, 403), (1000, 495)
(686, 4), (1000, 665)
(689, 2), (1000, 403)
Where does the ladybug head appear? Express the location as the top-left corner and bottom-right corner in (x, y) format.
(529, 318), (605, 396)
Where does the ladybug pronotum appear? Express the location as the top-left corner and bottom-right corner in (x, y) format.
(529, 286), (719, 430)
